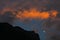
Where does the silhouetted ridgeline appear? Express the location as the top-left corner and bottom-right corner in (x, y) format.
(0, 23), (40, 40)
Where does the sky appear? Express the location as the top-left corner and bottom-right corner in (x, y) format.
(0, 0), (60, 40)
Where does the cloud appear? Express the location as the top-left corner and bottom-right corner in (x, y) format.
(16, 8), (58, 20)
(0, 8), (16, 24)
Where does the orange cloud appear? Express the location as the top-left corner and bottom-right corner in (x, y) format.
(0, 8), (58, 20)
(50, 10), (58, 17)
(16, 8), (58, 20)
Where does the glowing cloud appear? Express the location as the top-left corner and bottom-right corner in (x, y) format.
(0, 8), (58, 22)
(16, 8), (58, 20)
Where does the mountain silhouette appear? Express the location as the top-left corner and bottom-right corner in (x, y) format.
(0, 23), (40, 40)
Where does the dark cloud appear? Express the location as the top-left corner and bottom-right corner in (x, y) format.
(51, 35), (60, 40)
(43, 17), (60, 40)
(0, 11), (15, 24)
(56, 12), (60, 18)
(0, 0), (60, 11)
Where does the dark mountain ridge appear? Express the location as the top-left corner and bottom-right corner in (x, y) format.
(0, 23), (40, 40)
